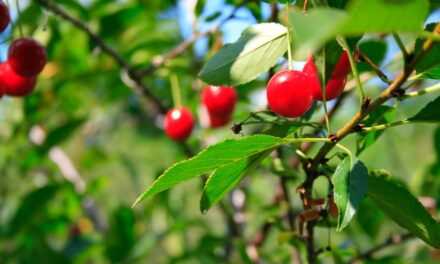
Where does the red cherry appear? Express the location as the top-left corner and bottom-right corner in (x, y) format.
(0, 1), (9, 33)
(303, 59), (347, 101)
(8, 38), (47, 77)
(164, 107), (194, 141)
(0, 62), (36, 97)
(208, 112), (231, 128)
(266, 70), (314, 118)
(331, 51), (360, 79)
(202, 85), (237, 116)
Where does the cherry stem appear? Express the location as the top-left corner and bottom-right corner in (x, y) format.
(285, 2), (293, 70)
(362, 119), (437, 132)
(418, 30), (440, 42)
(14, 0), (24, 38)
(170, 74), (182, 108)
(334, 143), (353, 159)
(338, 36), (365, 106)
(403, 82), (440, 98)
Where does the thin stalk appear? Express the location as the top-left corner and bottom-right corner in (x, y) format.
(285, 3), (293, 70)
(287, 137), (332, 144)
(170, 74), (182, 107)
(392, 33), (408, 58)
(362, 119), (437, 132)
(334, 143), (353, 158)
(407, 72), (424, 82)
(419, 30), (440, 42)
(358, 52), (392, 84)
(339, 37), (365, 105)
(403, 82), (440, 98)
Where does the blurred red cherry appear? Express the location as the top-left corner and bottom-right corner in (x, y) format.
(164, 107), (194, 141)
(8, 38), (47, 77)
(202, 85), (237, 116)
(0, 62), (37, 97)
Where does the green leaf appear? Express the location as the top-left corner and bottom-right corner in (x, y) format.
(200, 150), (272, 213)
(342, 0), (429, 35)
(332, 157), (369, 231)
(314, 40), (344, 87)
(415, 23), (440, 79)
(357, 105), (397, 155)
(105, 206), (136, 262)
(199, 124), (302, 213)
(408, 95), (440, 122)
(357, 40), (388, 73)
(368, 170), (440, 248)
(288, 8), (348, 58)
(199, 23), (288, 85)
(133, 135), (287, 206)
(8, 185), (59, 235)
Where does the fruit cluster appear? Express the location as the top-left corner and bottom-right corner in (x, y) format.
(0, 1), (47, 99)
(267, 52), (353, 118)
(164, 85), (237, 141)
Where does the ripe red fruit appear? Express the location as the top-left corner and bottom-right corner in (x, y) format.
(0, 1), (9, 33)
(202, 85), (237, 116)
(331, 51), (351, 79)
(164, 107), (194, 141)
(8, 38), (47, 77)
(208, 112), (231, 128)
(0, 62), (37, 96)
(303, 59), (347, 101)
(266, 70), (314, 118)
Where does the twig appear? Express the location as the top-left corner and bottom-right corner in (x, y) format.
(34, 0), (167, 114)
(358, 51), (392, 84)
(311, 23), (440, 170)
(137, 3), (244, 76)
(348, 233), (413, 264)
(301, 23), (440, 264)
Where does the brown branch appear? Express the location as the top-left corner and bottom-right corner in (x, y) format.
(34, 0), (167, 114)
(358, 51), (392, 84)
(348, 233), (413, 264)
(300, 23), (440, 264)
(311, 23), (440, 170)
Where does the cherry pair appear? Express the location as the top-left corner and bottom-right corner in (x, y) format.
(267, 52), (352, 118)
(0, 38), (47, 98)
(0, 2), (46, 98)
(164, 86), (237, 141)
(202, 85), (237, 128)
(0, 1), (47, 98)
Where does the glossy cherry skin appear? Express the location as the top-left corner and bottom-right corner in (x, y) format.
(202, 85), (237, 116)
(208, 112), (231, 128)
(0, 62), (37, 97)
(266, 70), (314, 118)
(303, 59), (347, 101)
(331, 51), (351, 79)
(164, 107), (194, 141)
(0, 1), (9, 33)
(8, 38), (47, 77)
(331, 50), (360, 78)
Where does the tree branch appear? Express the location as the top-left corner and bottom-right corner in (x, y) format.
(311, 23), (440, 170)
(34, 0), (167, 114)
